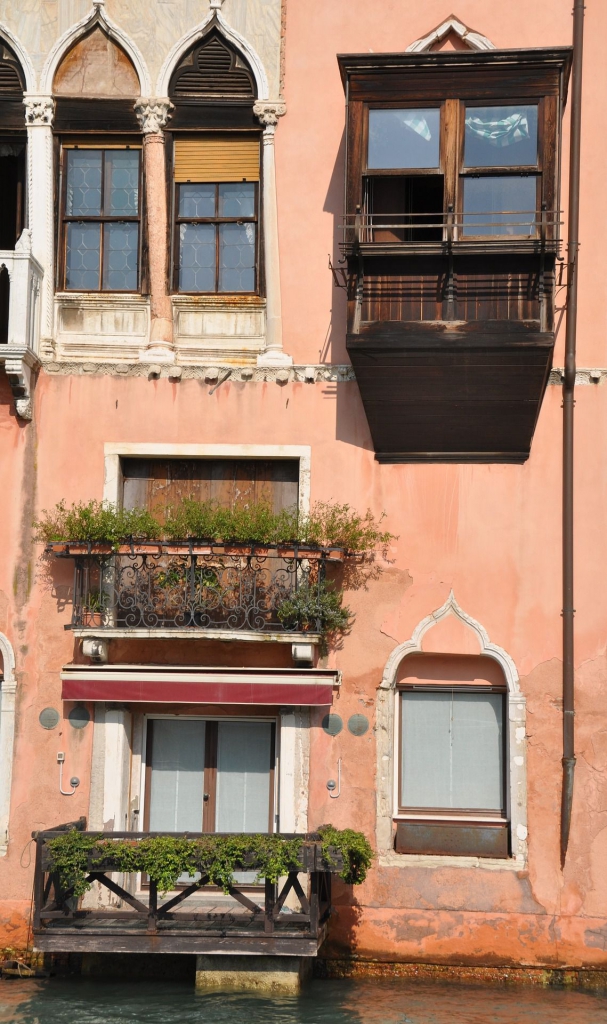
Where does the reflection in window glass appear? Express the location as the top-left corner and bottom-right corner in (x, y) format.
(66, 222), (101, 290)
(105, 151), (139, 214)
(401, 691), (504, 810)
(104, 222), (139, 290)
(218, 182), (256, 218)
(219, 223), (256, 292)
(462, 176), (537, 236)
(368, 108), (440, 169)
(66, 151), (102, 216)
(178, 183), (215, 219)
(464, 105), (538, 167)
(179, 223), (215, 292)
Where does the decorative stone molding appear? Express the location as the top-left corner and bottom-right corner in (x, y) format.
(23, 95), (54, 126)
(376, 592), (527, 866)
(40, 3), (151, 95)
(134, 98), (174, 135)
(156, 13), (269, 99)
(209, 0), (225, 8)
(254, 100), (287, 127)
(406, 16), (496, 52)
(549, 367), (607, 386)
(4, 348), (40, 421)
(0, 23), (36, 91)
(39, 360), (356, 383)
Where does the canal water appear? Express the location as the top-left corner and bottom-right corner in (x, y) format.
(1, 978), (607, 1024)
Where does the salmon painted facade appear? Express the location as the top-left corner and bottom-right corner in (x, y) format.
(0, 0), (605, 978)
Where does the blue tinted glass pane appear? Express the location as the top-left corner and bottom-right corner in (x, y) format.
(462, 177), (537, 236)
(368, 109), (440, 169)
(103, 222), (139, 290)
(66, 151), (102, 216)
(66, 222), (100, 289)
(178, 184), (215, 218)
(105, 151), (139, 215)
(219, 223), (255, 292)
(218, 183), (255, 218)
(179, 223), (215, 291)
(465, 106), (538, 168)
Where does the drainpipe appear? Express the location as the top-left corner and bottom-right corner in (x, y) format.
(561, 0), (585, 867)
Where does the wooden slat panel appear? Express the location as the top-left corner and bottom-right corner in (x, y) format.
(174, 135), (260, 182)
(121, 459), (299, 514)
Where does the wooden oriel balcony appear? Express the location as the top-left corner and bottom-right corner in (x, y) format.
(32, 822), (340, 956)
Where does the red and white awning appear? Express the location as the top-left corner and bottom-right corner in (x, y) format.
(61, 664), (339, 706)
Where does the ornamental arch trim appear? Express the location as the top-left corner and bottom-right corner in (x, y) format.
(0, 631), (16, 856)
(40, 3), (152, 96)
(156, 12), (269, 100)
(0, 22), (35, 91)
(406, 16), (496, 53)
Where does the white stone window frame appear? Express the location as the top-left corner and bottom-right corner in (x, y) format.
(88, 443), (313, 837)
(0, 632), (17, 856)
(376, 592), (528, 871)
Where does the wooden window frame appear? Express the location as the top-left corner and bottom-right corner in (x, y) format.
(58, 141), (143, 294)
(172, 179), (259, 295)
(396, 684), (509, 823)
(362, 94), (553, 242)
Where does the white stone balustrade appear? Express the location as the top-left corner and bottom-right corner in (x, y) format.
(0, 229), (44, 420)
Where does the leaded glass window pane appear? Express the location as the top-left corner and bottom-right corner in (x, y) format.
(103, 222), (139, 290)
(179, 223), (215, 291)
(219, 222), (256, 292)
(464, 105), (538, 168)
(66, 222), (101, 290)
(462, 176), (537, 236)
(368, 108), (440, 170)
(105, 150), (139, 214)
(66, 150), (102, 216)
(178, 183), (215, 219)
(218, 182), (256, 218)
(401, 691), (504, 811)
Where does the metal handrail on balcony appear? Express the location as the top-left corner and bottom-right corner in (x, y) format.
(340, 206), (561, 252)
(50, 541), (344, 635)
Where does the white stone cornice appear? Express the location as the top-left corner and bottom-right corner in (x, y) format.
(253, 100), (286, 127)
(23, 95), (54, 126)
(134, 98), (174, 135)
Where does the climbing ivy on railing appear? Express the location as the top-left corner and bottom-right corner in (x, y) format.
(45, 827), (374, 897)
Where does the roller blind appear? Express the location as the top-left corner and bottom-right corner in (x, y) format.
(174, 135), (260, 183)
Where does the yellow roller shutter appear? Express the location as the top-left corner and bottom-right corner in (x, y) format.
(174, 134), (260, 183)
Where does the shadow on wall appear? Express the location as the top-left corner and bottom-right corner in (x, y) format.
(322, 130), (348, 365)
(319, 879), (364, 960)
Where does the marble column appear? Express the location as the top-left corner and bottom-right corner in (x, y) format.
(253, 101), (292, 367)
(134, 98), (175, 362)
(23, 95), (55, 355)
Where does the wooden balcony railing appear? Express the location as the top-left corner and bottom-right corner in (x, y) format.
(32, 823), (340, 956)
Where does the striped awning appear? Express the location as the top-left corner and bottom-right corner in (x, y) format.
(61, 665), (339, 706)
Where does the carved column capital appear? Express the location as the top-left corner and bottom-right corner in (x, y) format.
(134, 98), (174, 135)
(23, 95), (54, 126)
(253, 100), (287, 128)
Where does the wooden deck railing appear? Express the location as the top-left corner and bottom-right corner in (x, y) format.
(32, 824), (341, 956)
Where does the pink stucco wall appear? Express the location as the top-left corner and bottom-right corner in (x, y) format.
(1, 1), (607, 967)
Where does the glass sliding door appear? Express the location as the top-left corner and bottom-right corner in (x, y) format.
(147, 719), (206, 832)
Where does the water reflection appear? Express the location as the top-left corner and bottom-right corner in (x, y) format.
(1, 978), (606, 1024)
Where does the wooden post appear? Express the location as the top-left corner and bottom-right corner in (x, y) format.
(147, 879), (158, 933)
(264, 877), (275, 934)
(309, 871), (319, 937)
(33, 837), (43, 931)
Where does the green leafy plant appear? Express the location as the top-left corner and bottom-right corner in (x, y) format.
(33, 500), (160, 549)
(35, 499), (395, 555)
(277, 578), (352, 654)
(46, 828), (373, 897)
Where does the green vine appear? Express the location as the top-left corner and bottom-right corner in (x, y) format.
(46, 828), (373, 897)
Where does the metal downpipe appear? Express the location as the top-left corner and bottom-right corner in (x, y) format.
(561, 0), (585, 867)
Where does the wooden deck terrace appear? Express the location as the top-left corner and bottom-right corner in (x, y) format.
(32, 823), (339, 956)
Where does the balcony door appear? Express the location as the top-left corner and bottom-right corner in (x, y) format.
(144, 717), (276, 876)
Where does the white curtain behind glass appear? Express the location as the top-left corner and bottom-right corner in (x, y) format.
(148, 720), (205, 832)
(216, 722), (272, 832)
(401, 692), (503, 811)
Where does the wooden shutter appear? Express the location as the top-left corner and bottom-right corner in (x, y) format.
(174, 134), (260, 183)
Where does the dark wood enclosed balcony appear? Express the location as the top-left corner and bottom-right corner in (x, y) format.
(50, 541), (343, 643)
(32, 824), (338, 956)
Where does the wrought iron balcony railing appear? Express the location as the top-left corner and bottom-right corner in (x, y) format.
(50, 541), (344, 637)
